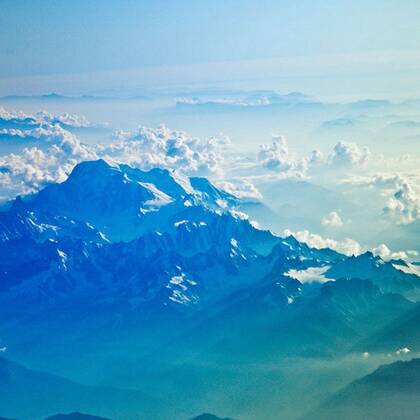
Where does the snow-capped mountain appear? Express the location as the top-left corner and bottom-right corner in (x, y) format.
(17, 159), (248, 242)
(326, 251), (420, 300)
(1, 159), (419, 419)
(0, 159), (418, 314)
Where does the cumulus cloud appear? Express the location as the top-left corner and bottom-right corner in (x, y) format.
(99, 125), (230, 177)
(257, 137), (371, 179)
(40, 111), (93, 128)
(0, 125), (96, 198)
(283, 229), (363, 256)
(0, 108), (105, 199)
(344, 174), (420, 224)
(321, 211), (343, 227)
(258, 135), (307, 176)
(0, 107), (27, 120)
(283, 229), (415, 261)
(0, 124), (83, 145)
(329, 141), (370, 166)
(309, 141), (370, 171)
(0, 115), (234, 199)
(384, 180), (419, 224)
(372, 244), (407, 260)
(215, 179), (262, 200)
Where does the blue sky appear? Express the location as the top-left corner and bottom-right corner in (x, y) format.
(1, 0), (420, 96)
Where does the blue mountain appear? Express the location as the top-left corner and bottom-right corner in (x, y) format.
(0, 159), (418, 419)
(305, 358), (420, 420)
(0, 159), (417, 331)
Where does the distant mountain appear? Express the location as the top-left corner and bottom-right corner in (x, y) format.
(176, 91), (321, 110)
(0, 93), (114, 102)
(0, 92), (154, 103)
(45, 413), (111, 420)
(305, 358), (420, 420)
(0, 92), (69, 101)
(190, 414), (235, 420)
(0, 356), (150, 419)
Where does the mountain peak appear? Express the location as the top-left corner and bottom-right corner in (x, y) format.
(68, 158), (114, 178)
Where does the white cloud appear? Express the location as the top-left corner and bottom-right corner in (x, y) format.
(321, 211), (343, 227)
(0, 124), (81, 144)
(39, 111), (94, 128)
(99, 125), (230, 177)
(282, 229), (363, 256)
(372, 244), (408, 260)
(0, 120), (233, 200)
(215, 179), (262, 200)
(0, 108), (102, 198)
(343, 174), (420, 224)
(395, 347), (410, 355)
(0, 126), (96, 198)
(384, 180), (419, 224)
(258, 135), (308, 176)
(283, 229), (415, 261)
(329, 141), (370, 166)
(0, 106), (27, 120)
(0, 107), (95, 129)
(308, 141), (371, 172)
(257, 138), (371, 180)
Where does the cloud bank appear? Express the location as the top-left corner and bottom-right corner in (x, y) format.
(98, 125), (230, 177)
(0, 107), (95, 130)
(283, 229), (363, 256)
(344, 174), (420, 224)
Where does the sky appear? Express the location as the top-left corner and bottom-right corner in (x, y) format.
(1, 0), (420, 97)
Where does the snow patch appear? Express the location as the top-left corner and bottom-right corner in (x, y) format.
(393, 262), (420, 277)
(166, 272), (198, 305)
(285, 266), (331, 283)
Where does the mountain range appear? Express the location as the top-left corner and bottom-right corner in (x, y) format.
(0, 159), (419, 419)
